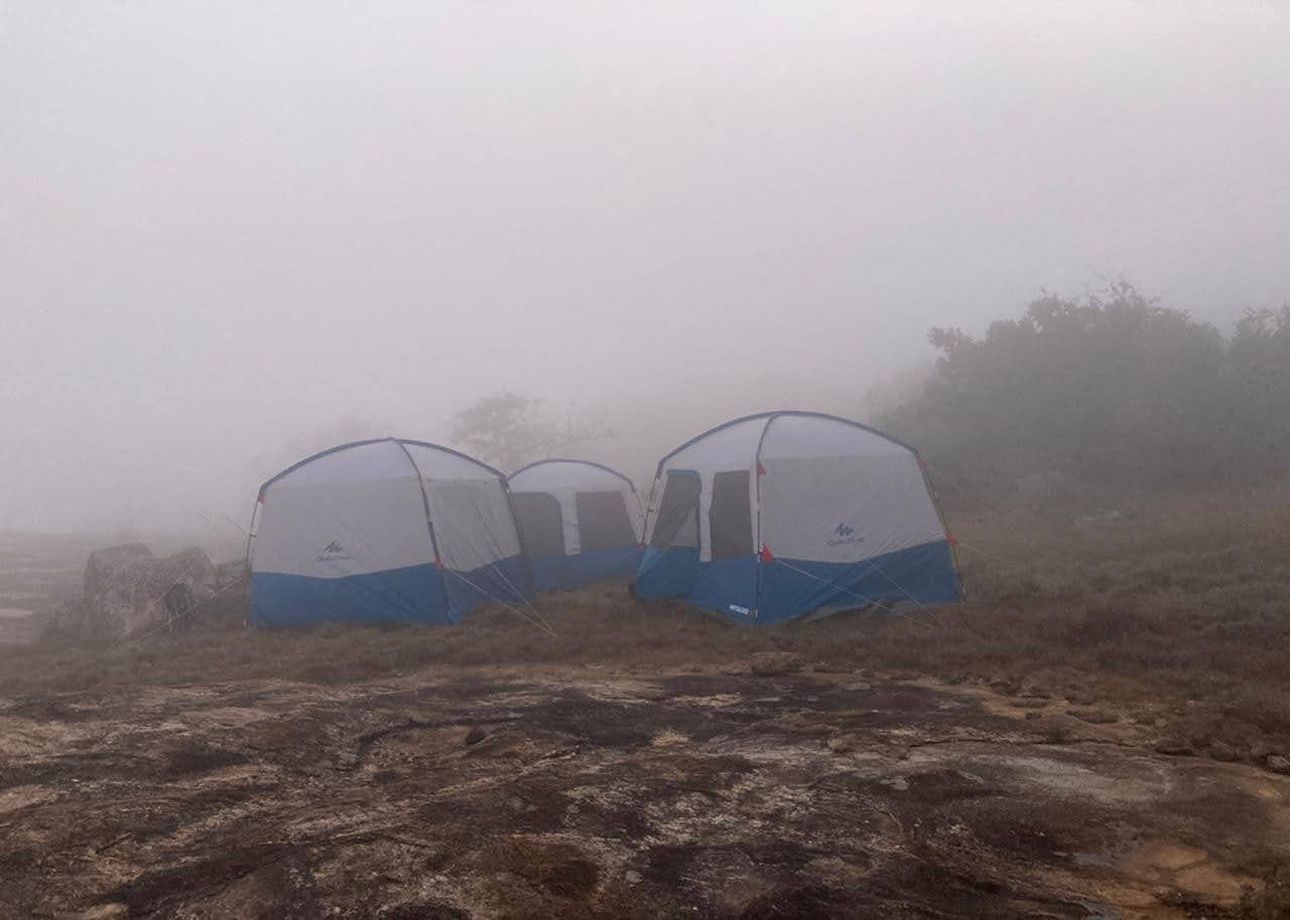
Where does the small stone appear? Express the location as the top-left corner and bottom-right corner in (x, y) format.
(1155, 739), (1194, 756)
(750, 652), (803, 677)
(464, 726), (487, 746)
(843, 682), (872, 693)
(827, 736), (854, 754)
(1266, 754), (1290, 774)
(625, 870), (642, 885)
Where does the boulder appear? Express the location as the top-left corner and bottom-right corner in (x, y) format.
(67, 544), (243, 638)
(749, 652), (803, 677)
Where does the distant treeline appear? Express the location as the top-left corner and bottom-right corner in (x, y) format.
(881, 283), (1290, 497)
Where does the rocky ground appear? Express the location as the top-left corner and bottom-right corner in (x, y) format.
(2, 663), (1287, 919)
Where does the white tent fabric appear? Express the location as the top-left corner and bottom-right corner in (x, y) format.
(635, 411), (960, 623)
(507, 460), (642, 553)
(507, 459), (643, 591)
(249, 438), (531, 626)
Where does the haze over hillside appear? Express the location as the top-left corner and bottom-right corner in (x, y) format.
(3, 1), (1288, 534)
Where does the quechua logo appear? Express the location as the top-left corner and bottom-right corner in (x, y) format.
(316, 541), (354, 562)
(827, 523), (863, 547)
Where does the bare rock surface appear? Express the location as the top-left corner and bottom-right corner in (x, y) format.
(0, 668), (1285, 918)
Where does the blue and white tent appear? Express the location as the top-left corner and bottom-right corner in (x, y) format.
(633, 411), (960, 624)
(507, 459), (643, 592)
(248, 438), (532, 627)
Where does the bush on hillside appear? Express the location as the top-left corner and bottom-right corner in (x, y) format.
(882, 283), (1290, 498)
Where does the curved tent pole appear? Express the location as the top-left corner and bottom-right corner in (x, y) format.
(255, 438), (395, 494)
(391, 438), (455, 620)
(508, 458), (637, 490)
(916, 454), (965, 596)
(256, 436), (510, 496)
(639, 475), (660, 548)
(499, 475), (538, 599)
(395, 438), (511, 480)
(751, 413), (777, 622)
(242, 496), (260, 628)
(653, 409), (922, 477)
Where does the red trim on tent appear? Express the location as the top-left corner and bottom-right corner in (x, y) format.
(758, 544), (774, 563)
(945, 532), (958, 546)
(756, 461), (767, 476)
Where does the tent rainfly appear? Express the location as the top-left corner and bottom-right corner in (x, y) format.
(507, 459), (643, 592)
(633, 411), (960, 624)
(248, 438), (533, 627)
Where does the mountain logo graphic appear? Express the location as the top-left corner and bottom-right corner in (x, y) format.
(827, 523), (863, 547)
(315, 541), (353, 562)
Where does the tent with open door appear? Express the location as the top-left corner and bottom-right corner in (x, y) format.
(248, 438), (533, 627)
(633, 411), (960, 624)
(508, 459), (643, 592)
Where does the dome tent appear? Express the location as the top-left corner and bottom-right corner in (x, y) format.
(633, 411), (960, 624)
(249, 438), (532, 627)
(507, 459), (643, 592)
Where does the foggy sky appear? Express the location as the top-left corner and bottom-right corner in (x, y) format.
(3, 2), (1288, 537)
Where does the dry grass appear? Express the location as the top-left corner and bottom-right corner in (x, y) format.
(4, 483), (1290, 761)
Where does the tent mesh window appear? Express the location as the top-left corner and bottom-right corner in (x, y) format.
(709, 470), (753, 560)
(512, 492), (565, 556)
(575, 491), (636, 551)
(650, 472), (700, 549)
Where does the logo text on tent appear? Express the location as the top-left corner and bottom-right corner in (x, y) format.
(316, 541), (354, 562)
(827, 523), (864, 547)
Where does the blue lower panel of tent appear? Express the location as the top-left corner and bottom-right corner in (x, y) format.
(635, 540), (960, 625)
(250, 563), (450, 627)
(531, 546), (642, 593)
(633, 546), (700, 600)
(756, 540), (961, 625)
(689, 556), (760, 622)
(442, 553), (533, 614)
(250, 554), (533, 627)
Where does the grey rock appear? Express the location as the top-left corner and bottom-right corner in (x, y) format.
(749, 652), (803, 677)
(464, 726), (487, 746)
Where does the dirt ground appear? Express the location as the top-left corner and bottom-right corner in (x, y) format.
(3, 662), (1288, 919)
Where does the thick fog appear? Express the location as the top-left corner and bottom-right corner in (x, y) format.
(2, 2), (1287, 538)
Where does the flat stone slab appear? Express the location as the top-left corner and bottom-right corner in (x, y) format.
(0, 668), (1284, 918)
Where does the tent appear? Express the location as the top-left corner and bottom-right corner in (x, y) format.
(248, 438), (533, 627)
(633, 411), (960, 624)
(507, 459), (643, 592)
